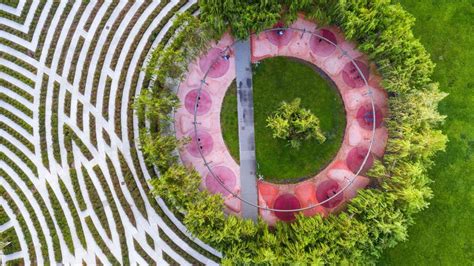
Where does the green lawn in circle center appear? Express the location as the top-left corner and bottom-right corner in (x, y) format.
(220, 56), (346, 182)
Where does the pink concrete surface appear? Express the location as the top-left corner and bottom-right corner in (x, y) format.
(185, 130), (214, 157)
(265, 22), (295, 47)
(327, 168), (370, 200)
(294, 182), (326, 217)
(199, 47), (231, 78)
(347, 121), (388, 157)
(258, 181), (280, 208)
(342, 60), (370, 88)
(175, 33), (241, 213)
(310, 29), (337, 57)
(205, 166), (237, 196)
(225, 197), (241, 213)
(184, 89), (212, 116)
(273, 193), (301, 221)
(346, 147), (374, 174)
(316, 179), (344, 208)
(356, 104), (384, 130)
(175, 15), (389, 222)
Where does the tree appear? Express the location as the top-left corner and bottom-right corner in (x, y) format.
(139, 132), (187, 171)
(149, 164), (201, 212)
(134, 89), (179, 124)
(267, 98), (326, 149)
(145, 12), (214, 90)
(199, 0), (282, 39)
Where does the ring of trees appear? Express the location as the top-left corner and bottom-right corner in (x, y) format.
(138, 1), (448, 264)
(174, 21), (389, 225)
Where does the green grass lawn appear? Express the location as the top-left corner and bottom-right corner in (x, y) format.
(221, 57), (346, 182)
(380, 1), (474, 264)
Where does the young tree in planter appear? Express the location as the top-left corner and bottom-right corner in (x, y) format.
(267, 98), (326, 149)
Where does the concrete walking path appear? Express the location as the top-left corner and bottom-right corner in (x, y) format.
(234, 40), (258, 221)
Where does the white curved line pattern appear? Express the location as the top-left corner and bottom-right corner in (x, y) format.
(0, 0), (220, 265)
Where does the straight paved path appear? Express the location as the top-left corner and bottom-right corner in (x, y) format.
(234, 39), (258, 221)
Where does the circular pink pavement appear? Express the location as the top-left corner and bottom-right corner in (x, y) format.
(342, 60), (369, 88)
(265, 22), (293, 47)
(273, 194), (301, 221)
(316, 180), (344, 208)
(184, 89), (212, 116)
(185, 130), (214, 157)
(205, 166), (236, 196)
(310, 29), (337, 57)
(176, 17), (389, 221)
(199, 48), (230, 78)
(346, 147), (374, 175)
(356, 104), (383, 130)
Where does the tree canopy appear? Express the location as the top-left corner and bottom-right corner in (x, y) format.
(267, 98), (326, 149)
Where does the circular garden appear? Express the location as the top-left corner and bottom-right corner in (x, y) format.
(140, 1), (448, 264)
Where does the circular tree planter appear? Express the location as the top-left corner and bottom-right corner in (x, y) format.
(174, 17), (388, 224)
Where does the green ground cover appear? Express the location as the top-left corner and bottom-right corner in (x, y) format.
(380, 1), (474, 264)
(221, 57), (346, 182)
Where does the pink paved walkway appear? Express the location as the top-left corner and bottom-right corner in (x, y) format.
(175, 15), (389, 224)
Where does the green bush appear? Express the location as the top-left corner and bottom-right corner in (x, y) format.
(266, 98), (326, 149)
(199, 0), (282, 39)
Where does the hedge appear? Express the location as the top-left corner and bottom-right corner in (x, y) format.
(79, 0), (119, 94)
(92, 165), (129, 265)
(105, 156), (137, 226)
(35, 0), (59, 60)
(58, 178), (87, 249)
(84, 217), (119, 265)
(0, 92), (33, 117)
(0, 187), (36, 263)
(81, 166), (112, 239)
(0, 170), (47, 263)
(0, 121), (34, 152)
(45, 0), (74, 68)
(57, 1), (88, 76)
(0, 78), (33, 102)
(46, 183), (74, 254)
(0, 227), (21, 254)
(39, 74), (49, 168)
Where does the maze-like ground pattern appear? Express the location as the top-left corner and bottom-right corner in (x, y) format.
(0, 0), (220, 264)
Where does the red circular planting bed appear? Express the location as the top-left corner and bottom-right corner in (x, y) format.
(184, 89), (212, 116)
(199, 47), (230, 78)
(342, 60), (369, 88)
(185, 130), (214, 157)
(346, 147), (374, 175)
(265, 22), (293, 47)
(205, 166), (236, 196)
(309, 29), (337, 57)
(316, 180), (344, 208)
(356, 104), (383, 130)
(273, 194), (301, 221)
